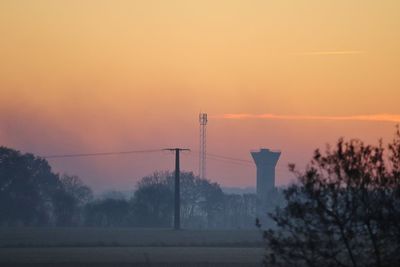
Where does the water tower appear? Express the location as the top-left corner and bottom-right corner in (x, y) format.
(251, 149), (281, 215)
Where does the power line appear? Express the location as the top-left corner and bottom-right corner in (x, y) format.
(189, 151), (288, 171)
(207, 156), (288, 171)
(41, 148), (288, 172)
(192, 150), (257, 165)
(42, 147), (261, 165)
(206, 152), (253, 164)
(206, 156), (253, 167)
(189, 152), (250, 165)
(42, 149), (163, 159)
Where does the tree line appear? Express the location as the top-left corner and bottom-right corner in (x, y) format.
(0, 147), (258, 228)
(3, 126), (400, 266)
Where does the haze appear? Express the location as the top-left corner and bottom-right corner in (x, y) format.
(1, 0), (399, 191)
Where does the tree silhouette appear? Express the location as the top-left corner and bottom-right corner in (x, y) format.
(0, 147), (91, 226)
(57, 174), (93, 226)
(261, 128), (400, 267)
(130, 171), (224, 228)
(84, 198), (130, 227)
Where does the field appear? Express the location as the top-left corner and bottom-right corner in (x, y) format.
(0, 228), (265, 266)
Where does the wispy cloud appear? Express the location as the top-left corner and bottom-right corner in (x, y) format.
(294, 50), (365, 56)
(212, 114), (400, 123)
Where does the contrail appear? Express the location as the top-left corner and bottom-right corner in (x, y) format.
(294, 50), (365, 56)
(211, 114), (400, 123)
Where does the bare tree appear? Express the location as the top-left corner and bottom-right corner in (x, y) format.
(261, 128), (400, 267)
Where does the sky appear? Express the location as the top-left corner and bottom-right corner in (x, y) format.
(0, 0), (399, 192)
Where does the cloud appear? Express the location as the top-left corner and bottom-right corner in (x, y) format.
(294, 50), (365, 56)
(212, 113), (400, 123)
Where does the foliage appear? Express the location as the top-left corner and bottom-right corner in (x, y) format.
(261, 128), (400, 267)
(57, 174), (93, 226)
(84, 198), (130, 227)
(60, 174), (93, 206)
(130, 172), (174, 227)
(222, 193), (257, 229)
(0, 147), (92, 226)
(130, 171), (225, 228)
(0, 147), (260, 229)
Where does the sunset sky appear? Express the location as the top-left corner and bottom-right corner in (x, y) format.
(1, 0), (399, 192)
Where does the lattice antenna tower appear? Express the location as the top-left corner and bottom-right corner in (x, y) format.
(199, 113), (208, 179)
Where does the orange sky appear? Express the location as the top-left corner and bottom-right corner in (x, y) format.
(0, 1), (399, 191)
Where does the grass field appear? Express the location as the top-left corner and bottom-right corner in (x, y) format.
(0, 228), (265, 266)
(0, 247), (264, 266)
(0, 228), (263, 247)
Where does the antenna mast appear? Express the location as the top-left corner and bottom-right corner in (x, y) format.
(199, 113), (208, 179)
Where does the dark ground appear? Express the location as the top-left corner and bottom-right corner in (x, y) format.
(0, 228), (265, 267)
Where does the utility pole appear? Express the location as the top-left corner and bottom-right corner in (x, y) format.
(164, 148), (190, 230)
